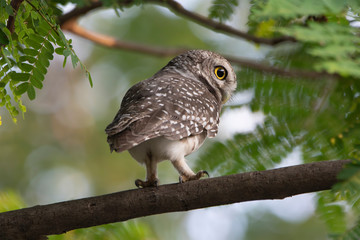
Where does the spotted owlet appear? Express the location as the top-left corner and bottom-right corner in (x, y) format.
(106, 50), (237, 188)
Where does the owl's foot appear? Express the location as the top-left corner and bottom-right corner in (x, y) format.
(179, 170), (209, 183)
(135, 178), (158, 188)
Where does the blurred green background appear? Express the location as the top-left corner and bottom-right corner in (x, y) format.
(2, 0), (358, 239)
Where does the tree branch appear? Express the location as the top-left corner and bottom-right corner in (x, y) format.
(58, 0), (336, 79)
(6, 0), (24, 33)
(226, 56), (339, 79)
(0, 0), (24, 48)
(61, 18), (187, 57)
(62, 19), (338, 80)
(58, 0), (295, 46)
(58, 1), (103, 26)
(0, 159), (351, 240)
(155, 0), (296, 45)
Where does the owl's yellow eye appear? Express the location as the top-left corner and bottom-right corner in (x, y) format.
(214, 66), (227, 80)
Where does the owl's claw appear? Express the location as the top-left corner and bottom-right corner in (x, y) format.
(179, 170), (209, 183)
(135, 178), (158, 188)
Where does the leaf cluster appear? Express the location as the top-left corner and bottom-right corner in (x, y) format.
(0, 0), (92, 124)
(208, 0), (239, 22)
(249, 0), (360, 78)
(200, 0), (360, 238)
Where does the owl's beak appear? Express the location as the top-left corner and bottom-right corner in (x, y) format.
(222, 92), (231, 104)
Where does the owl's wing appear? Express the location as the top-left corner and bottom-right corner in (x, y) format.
(105, 80), (153, 135)
(106, 75), (220, 152)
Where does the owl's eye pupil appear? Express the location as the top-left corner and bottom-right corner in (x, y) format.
(214, 66), (227, 80)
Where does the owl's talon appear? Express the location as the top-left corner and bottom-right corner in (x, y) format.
(135, 179), (144, 188)
(135, 178), (158, 188)
(197, 170), (209, 178)
(179, 170), (209, 183)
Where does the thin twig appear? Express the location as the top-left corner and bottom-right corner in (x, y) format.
(58, 0), (296, 46)
(155, 0), (296, 45)
(58, 1), (103, 26)
(226, 56), (338, 79)
(25, 0), (59, 36)
(62, 20), (337, 80)
(62, 19), (187, 57)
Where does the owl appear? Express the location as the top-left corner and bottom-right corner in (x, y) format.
(106, 50), (237, 188)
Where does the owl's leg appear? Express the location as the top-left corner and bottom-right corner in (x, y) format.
(172, 158), (209, 183)
(135, 153), (158, 188)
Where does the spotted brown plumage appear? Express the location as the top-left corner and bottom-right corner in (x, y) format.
(106, 50), (237, 188)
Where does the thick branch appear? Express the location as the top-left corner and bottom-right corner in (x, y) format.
(0, 159), (351, 239)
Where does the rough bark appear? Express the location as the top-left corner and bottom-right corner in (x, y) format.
(0, 159), (351, 239)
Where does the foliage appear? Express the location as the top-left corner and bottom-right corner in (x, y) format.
(0, 0), (92, 124)
(250, 0), (360, 78)
(208, 0), (239, 22)
(0, 190), (25, 212)
(200, 0), (360, 239)
(49, 221), (156, 240)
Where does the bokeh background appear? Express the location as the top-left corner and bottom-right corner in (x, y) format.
(1, 0), (351, 239)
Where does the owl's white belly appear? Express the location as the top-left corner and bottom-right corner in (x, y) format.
(128, 133), (206, 164)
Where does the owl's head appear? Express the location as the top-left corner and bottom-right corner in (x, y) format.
(165, 50), (237, 105)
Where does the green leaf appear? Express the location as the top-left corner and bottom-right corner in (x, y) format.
(0, 28), (9, 45)
(55, 47), (65, 55)
(19, 55), (36, 64)
(42, 48), (54, 60)
(317, 191), (347, 234)
(71, 54), (79, 68)
(30, 76), (43, 89)
(32, 68), (45, 82)
(28, 34), (44, 44)
(337, 162), (360, 181)
(57, 28), (69, 47)
(63, 49), (71, 57)
(23, 48), (38, 56)
(47, 32), (57, 44)
(5, 4), (13, 16)
(35, 61), (47, 75)
(38, 54), (50, 68)
(209, 0), (238, 22)
(14, 82), (29, 95)
(27, 84), (36, 100)
(18, 63), (33, 72)
(87, 72), (93, 88)
(257, 0), (346, 19)
(9, 72), (30, 82)
(0, 191), (26, 212)
(26, 38), (41, 49)
(44, 41), (54, 53)
(36, 21), (51, 36)
(308, 45), (360, 59)
(62, 56), (67, 68)
(51, 31), (63, 46)
(316, 60), (360, 78)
